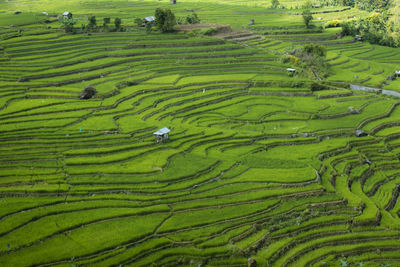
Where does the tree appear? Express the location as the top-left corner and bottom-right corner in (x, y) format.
(302, 10), (313, 28)
(155, 8), (166, 29)
(155, 8), (176, 33)
(115, 17), (122, 30)
(61, 17), (76, 33)
(87, 16), (97, 30)
(103, 17), (110, 28)
(271, 0), (280, 8)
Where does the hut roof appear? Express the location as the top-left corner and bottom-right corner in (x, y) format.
(355, 129), (367, 137)
(153, 127), (170, 135)
(395, 70), (400, 75)
(144, 16), (155, 22)
(63, 11), (71, 16)
(286, 68), (296, 72)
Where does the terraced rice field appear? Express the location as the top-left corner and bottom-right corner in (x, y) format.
(1, 0), (400, 266)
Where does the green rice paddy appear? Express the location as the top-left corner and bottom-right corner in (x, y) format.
(1, 0), (400, 266)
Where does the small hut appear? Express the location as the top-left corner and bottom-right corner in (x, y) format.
(355, 129), (368, 137)
(143, 16), (155, 26)
(395, 70), (400, 77)
(153, 127), (171, 143)
(286, 68), (296, 76)
(62, 11), (72, 19)
(171, 0), (177, 4)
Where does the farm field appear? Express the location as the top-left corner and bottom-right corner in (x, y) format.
(1, 0), (400, 266)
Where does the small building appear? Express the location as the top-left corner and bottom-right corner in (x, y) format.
(286, 68), (296, 76)
(62, 11), (72, 19)
(153, 127), (171, 143)
(143, 16), (155, 26)
(355, 129), (368, 137)
(171, 0), (177, 4)
(395, 70), (400, 77)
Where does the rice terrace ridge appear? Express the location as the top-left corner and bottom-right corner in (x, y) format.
(1, 0), (400, 266)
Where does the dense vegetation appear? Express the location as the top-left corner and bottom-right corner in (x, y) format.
(1, 0), (400, 266)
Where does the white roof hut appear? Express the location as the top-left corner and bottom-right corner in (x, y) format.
(62, 11), (72, 19)
(286, 68), (296, 76)
(144, 16), (155, 23)
(355, 129), (368, 137)
(153, 127), (171, 143)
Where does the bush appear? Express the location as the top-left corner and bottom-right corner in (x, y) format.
(134, 18), (143, 27)
(281, 54), (299, 65)
(271, 0), (280, 9)
(186, 13), (200, 24)
(311, 82), (326, 92)
(87, 16), (97, 31)
(325, 19), (341, 28)
(302, 44), (326, 57)
(202, 27), (217, 36)
(80, 86), (97, 99)
(115, 17), (122, 30)
(302, 10), (313, 28)
(302, 0), (313, 9)
(103, 17), (110, 26)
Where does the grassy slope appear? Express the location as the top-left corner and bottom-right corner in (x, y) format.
(0, 0), (400, 266)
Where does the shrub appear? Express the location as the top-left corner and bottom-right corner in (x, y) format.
(302, 44), (326, 57)
(325, 19), (341, 28)
(103, 17), (110, 28)
(271, 0), (280, 9)
(281, 54), (299, 65)
(115, 17), (122, 30)
(311, 82), (326, 92)
(202, 27), (217, 36)
(302, 0), (313, 9)
(80, 86), (97, 99)
(302, 10), (313, 28)
(176, 17), (185, 25)
(186, 13), (200, 24)
(134, 17), (143, 27)
(87, 16), (97, 31)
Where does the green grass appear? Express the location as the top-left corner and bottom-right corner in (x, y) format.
(0, 0), (400, 266)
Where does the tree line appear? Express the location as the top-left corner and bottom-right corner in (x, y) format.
(62, 8), (199, 34)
